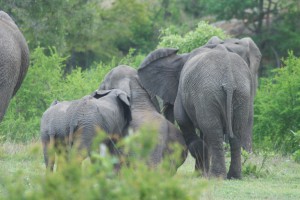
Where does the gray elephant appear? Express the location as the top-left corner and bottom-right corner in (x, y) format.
(41, 100), (74, 171)
(41, 89), (131, 171)
(99, 65), (188, 171)
(0, 11), (30, 122)
(69, 89), (131, 160)
(138, 37), (261, 179)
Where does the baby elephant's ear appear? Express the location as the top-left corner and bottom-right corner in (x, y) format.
(116, 91), (132, 122)
(117, 92), (130, 106)
(92, 89), (112, 99)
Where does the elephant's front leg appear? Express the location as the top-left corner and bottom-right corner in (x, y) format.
(206, 129), (226, 178)
(227, 137), (242, 179)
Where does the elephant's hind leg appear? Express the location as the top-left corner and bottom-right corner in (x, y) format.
(204, 128), (226, 179)
(227, 137), (242, 179)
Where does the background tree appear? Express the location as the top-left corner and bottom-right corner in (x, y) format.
(191, 0), (300, 71)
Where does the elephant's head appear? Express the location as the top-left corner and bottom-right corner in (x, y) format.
(99, 65), (137, 96)
(138, 49), (191, 104)
(92, 89), (132, 123)
(99, 65), (161, 112)
(206, 36), (262, 90)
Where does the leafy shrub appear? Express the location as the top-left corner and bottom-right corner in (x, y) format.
(291, 130), (300, 163)
(158, 21), (227, 53)
(242, 150), (272, 178)
(0, 129), (208, 200)
(254, 52), (300, 155)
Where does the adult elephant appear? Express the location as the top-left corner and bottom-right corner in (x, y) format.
(99, 65), (188, 171)
(138, 37), (261, 179)
(0, 11), (29, 122)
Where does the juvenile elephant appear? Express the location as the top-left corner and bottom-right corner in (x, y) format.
(41, 100), (74, 171)
(0, 11), (30, 122)
(99, 65), (188, 170)
(138, 37), (261, 179)
(41, 90), (131, 171)
(69, 89), (131, 159)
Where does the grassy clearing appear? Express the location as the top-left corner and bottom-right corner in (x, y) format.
(0, 142), (300, 199)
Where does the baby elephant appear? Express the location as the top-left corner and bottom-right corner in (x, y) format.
(69, 89), (132, 159)
(40, 100), (73, 171)
(40, 89), (131, 171)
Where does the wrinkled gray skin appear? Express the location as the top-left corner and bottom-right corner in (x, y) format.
(138, 37), (261, 179)
(99, 65), (188, 171)
(69, 89), (131, 160)
(41, 100), (74, 171)
(41, 90), (131, 171)
(0, 11), (29, 122)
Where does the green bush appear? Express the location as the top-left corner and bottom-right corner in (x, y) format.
(0, 129), (208, 200)
(158, 21), (227, 53)
(254, 52), (300, 155)
(292, 130), (300, 163)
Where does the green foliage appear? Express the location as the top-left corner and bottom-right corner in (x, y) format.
(0, 129), (207, 200)
(118, 48), (146, 68)
(181, 0), (300, 73)
(291, 130), (300, 163)
(270, 2), (300, 57)
(242, 150), (272, 178)
(197, 0), (256, 21)
(254, 52), (300, 154)
(0, 47), (66, 141)
(158, 21), (227, 53)
(1, 0), (159, 68)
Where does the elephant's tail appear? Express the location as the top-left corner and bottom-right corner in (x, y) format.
(224, 86), (234, 138)
(48, 135), (56, 171)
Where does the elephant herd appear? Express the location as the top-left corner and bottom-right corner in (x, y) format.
(41, 65), (188, 172)
(0, 11), (262, 179)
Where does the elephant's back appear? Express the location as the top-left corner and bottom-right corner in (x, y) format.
(77, 98), (125, 134)
(180, 51), (228, 99)
(0, 21), (21, 85)
(41, 102), (72, 134)
(179, 50), (251, 125)
(0, 18), (29, 96)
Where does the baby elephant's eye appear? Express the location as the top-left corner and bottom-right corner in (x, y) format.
(234, 42), (239, 44)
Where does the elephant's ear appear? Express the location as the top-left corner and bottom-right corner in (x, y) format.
(241, 37), (262, 92)
(116, 90), (132, 123)
(241, 37), (262, 76)
(92, 89), (112, 99)
(138, 48), (187, 104)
